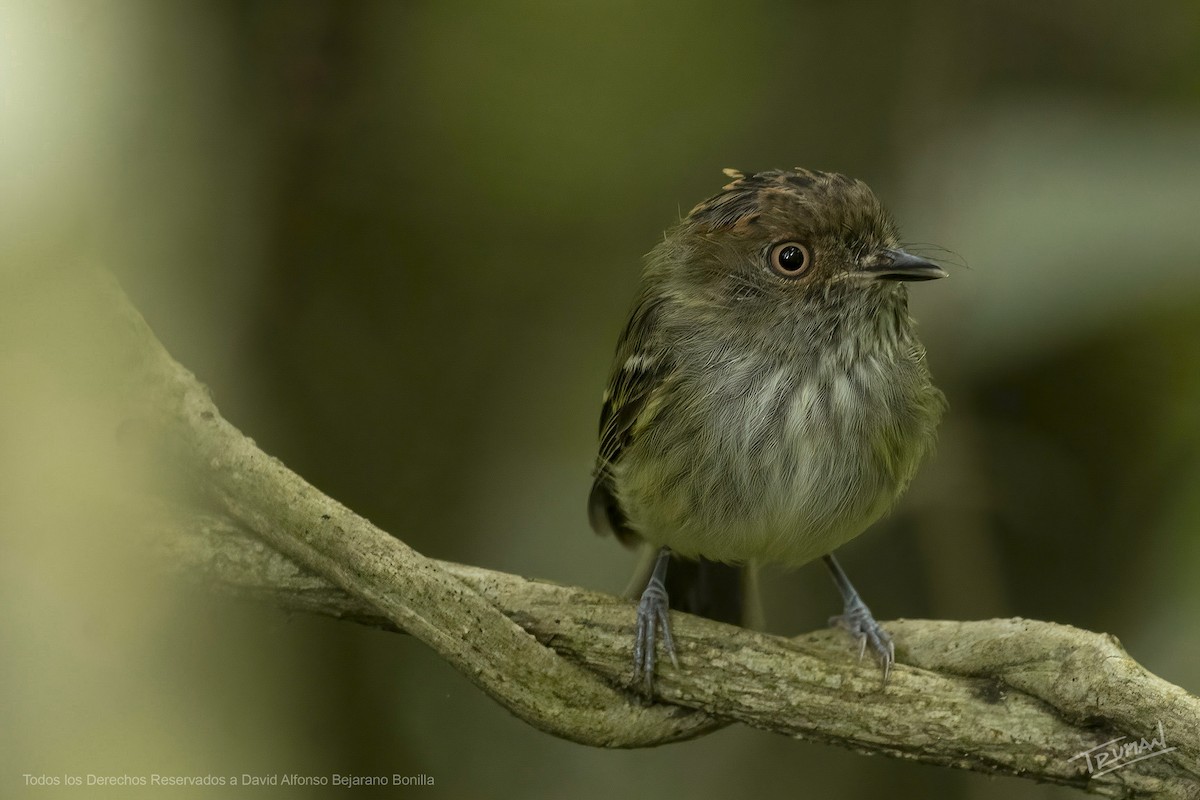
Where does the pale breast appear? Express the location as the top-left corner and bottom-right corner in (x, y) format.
(614, 350), (943, 566)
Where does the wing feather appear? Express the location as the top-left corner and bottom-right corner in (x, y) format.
(588, 296), (670, 545)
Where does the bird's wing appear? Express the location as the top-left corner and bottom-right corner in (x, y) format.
(588, 296), (671, 545)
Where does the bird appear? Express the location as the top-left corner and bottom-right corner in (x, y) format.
(588, 167), (947, 694)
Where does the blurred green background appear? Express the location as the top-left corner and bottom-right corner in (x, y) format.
(3, 1), (1200, 798)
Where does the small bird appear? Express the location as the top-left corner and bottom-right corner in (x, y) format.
(589, 167), (947, 694)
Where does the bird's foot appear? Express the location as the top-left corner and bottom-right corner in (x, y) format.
(633, 572), (678, 698)
(829, 593), (894, 686)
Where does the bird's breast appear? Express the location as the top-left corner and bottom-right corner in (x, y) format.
(616, 348), (943, 566)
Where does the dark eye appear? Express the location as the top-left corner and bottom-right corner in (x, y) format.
(769, 241), (812, 277)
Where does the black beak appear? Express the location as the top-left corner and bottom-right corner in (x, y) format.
(859, 249), (948, 282)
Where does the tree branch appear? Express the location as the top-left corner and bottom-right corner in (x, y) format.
(99, 270), (1197, 798)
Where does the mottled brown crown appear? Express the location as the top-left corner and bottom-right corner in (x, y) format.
(686, 167), (894, 245)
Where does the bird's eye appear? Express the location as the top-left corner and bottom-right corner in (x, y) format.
(769, 241), (812, 277)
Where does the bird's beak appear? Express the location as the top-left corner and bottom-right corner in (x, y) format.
(858, 249), (948, 282)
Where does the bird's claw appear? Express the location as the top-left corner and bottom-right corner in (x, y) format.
(829, 594), (894, 686)
(633, 575), (677, 697)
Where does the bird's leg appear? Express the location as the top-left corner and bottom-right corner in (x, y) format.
(633, 546), (678, 697)
(822, 553), (894, 686)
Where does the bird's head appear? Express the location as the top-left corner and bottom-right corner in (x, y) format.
(648, 168), (946, 324)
